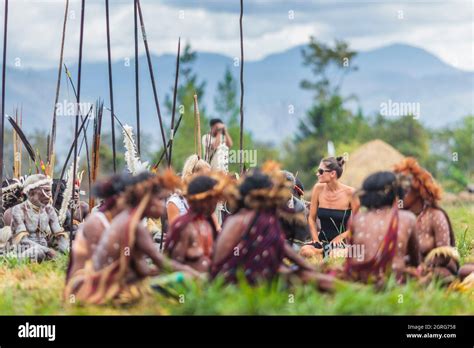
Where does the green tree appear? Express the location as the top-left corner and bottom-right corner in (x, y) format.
(301, 37), (357, 101)
(428, 115), (473, 191)
(284, 38), (364, 188)
(369, 114), (430, 161)
(213, 65), (281, 172)
(214, 66), (239, 127)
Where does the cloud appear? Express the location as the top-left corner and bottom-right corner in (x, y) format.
(0, 0), (471, 70)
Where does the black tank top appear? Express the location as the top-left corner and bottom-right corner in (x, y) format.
(317, 207), (351, 243)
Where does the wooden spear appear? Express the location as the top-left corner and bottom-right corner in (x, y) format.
(136, 0), (169, 164)
(193, 93), (202, 159)
(0, 0), (8, 226)
(134, 0), (140, 155)
(168, 37), (180, 168)
(70, 0), (86, 246)
(105, 0), (116, 172)
(239, 0), (245, 174)
(48, 0), (69, 175)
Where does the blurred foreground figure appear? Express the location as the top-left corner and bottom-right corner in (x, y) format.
(64, 171), (199, 305)
(166, 154), (211, 225)
(344, 171), (421, 285)
(66, 174), (128, 283)
(211, 162), (317, 285)
(394, 157), (459, 284)
(8, 174), (68, 261)
(165, 173), (229, 274)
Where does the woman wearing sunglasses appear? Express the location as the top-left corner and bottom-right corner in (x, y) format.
(300, 156), (359, 260)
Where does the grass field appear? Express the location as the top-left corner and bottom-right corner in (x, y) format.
(0, 203), (472, 315)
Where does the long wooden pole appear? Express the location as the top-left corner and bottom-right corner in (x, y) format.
(63, 63), (91, 208)
(18, 105), (22, 175)
(168, 37), (180, 168)
(12, 107), (18, 177)
(136, 0), (169, 164)
(134, 0), (140, 155)
(53, 107), (91, 207)
(70, 0), (86, 246)
(0, 0), (8, 226)
(152, 113), (183, 170)
(193, 94), (202, 159)
(105, 0), (116, 172)
(90, 100), (103, 208)
(48, 0), (69, 174)
(239, 0), (245, 174)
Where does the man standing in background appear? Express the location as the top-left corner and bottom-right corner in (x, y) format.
(202, 118), (233, 164)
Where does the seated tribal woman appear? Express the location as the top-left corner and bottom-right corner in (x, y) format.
(166, 154), (211, 225)
(66, 173), (128, 282)
(165, 173), (229, 274)
(64, 170), (200, 305)
(8, 174), (68, 261)
(300, 156), (359, 260)
(344, 172), (421, 285)
(394, 157), (459, 283)
(211, 163), (317, 285)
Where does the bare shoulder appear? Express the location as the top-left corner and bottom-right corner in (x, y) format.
(223, 210), (254, 230)
(429, 207), (448, 221)
(312, 183), (325, 193)
(110, 210), (129, 228)
(352, 211), (368, 227)
(339, 183), (356, 195)
(353, 211), (367, 221)
(399, 209), (417, 225)
(82, 213), (104, 229)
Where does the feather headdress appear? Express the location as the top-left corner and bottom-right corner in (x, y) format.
(123, 124), (149, 175)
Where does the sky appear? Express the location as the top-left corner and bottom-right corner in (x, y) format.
(0, 0), (472, 71)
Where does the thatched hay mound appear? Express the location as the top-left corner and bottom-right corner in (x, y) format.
(340, 139), (404, 189)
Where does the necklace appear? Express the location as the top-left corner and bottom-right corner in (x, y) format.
(26, 200), (43, 213)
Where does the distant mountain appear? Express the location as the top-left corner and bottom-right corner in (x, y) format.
(4, 43), (473, 152)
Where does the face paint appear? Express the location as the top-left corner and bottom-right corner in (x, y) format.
(41, 189), (51, 199)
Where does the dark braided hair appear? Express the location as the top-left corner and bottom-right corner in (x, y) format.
(239, 170), (272, 198)
(92, 173), (132, 212)
(359, 171), (404, 209)
(187, 175), (218, 195)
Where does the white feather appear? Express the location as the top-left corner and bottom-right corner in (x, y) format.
(122, 124), (149, 175)
(58, 159), (77, 225)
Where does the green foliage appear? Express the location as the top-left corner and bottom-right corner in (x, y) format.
(429, 116), (473, 192)
(445, 203), (474, 262)
(370, 114), (430, 160)
(98, 132), (125, 175)
(301, 37), (358, 100)
(214, 66), (239, 127)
